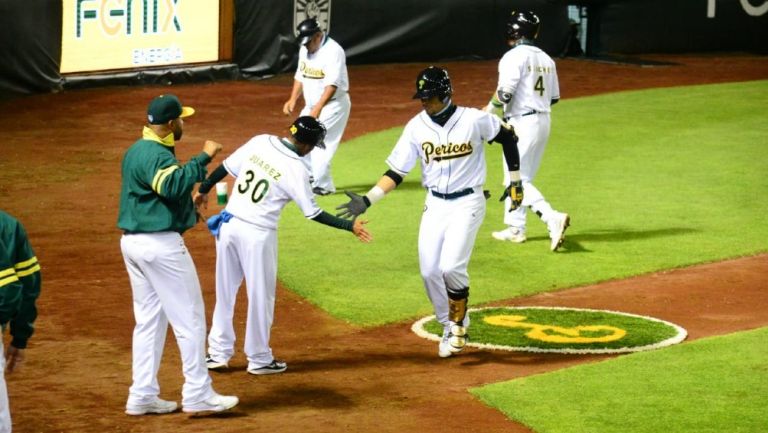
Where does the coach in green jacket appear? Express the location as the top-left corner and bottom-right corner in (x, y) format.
(0, 210), (41, 431)
(117, 94), (238, 415)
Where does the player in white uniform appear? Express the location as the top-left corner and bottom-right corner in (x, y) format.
(485, 11), (570, 251)
(337, 67), (522, 358)
(194, 116), (371, 374)
(282, 18), (351, 196)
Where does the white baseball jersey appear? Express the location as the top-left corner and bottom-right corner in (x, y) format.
(386, 106), (500, 329)
(295, 35), (351, 193)
(208, 136), (322, 369)
(386, 107), (501, 193)
(222, 135), (321, 228)
(496, 42), (562, 231)
(295, 35), (349, 108)
(497, 43), (560, 118)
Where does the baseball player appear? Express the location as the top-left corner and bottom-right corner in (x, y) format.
(0, 210), (41, 432)
(486, 11), (570, 251)
(337, 67), (522, 358)
(282, 17), (351, 196)
(118, 94), (238, 415)
(194, 116), (371, 374)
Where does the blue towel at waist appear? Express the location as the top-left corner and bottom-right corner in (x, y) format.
(206, 210), (234, 237)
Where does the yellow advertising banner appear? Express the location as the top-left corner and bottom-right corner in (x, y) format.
(61, 0), (220, 74)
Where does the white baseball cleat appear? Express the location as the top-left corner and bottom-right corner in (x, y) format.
(125, 398), (178, 416)
(182, 394), (239, 413)
(548, 212), (571, 252)
(491, 227), (527, 243)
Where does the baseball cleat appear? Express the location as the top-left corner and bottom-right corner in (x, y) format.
(125, 398), (178, 416)
(247, 359), (287, 375)
(438, 330), (454, 358)
(182, 394), (239, 413)
(492, 227), (527, 243)
(548, 212), (570, 252)
(205, 354), (229, 371)
(312, 187), (333, 196)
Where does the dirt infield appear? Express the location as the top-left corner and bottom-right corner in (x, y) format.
(0, 53), (766, 433)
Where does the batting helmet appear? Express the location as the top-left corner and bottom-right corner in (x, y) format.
(290, 116), (326, 149)
(506, 11), (540, 40)
(412, 66), (452, 100)
(297, 18), (321, 45)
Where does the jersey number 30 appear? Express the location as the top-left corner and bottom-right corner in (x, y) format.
(238, 170), (270, 203)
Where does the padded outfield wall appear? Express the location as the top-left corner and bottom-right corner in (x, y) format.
(0, 0), (766, 97)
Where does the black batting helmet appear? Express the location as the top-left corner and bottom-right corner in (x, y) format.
(507, 11), (540, 40)
(412, 66), (452, 100)
(297, 18), (321, 45)
(290, 116), (326, 148)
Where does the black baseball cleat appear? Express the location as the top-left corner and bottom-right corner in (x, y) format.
(247, 359), (287, 375)
(312, 187), (332, 196)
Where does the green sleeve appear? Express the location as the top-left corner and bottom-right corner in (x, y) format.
(154, 151), (212, 201)
(311, 211), (354, 232)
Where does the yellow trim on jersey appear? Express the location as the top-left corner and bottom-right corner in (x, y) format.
(142, 126), (176, 147)
(152, 165), (180, 196)
(16, 264), (41, 277)
(14, 256), (38, 270)
(0, 268), (19, 287)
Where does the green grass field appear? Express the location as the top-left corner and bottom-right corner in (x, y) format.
(277, 80), (768, 326)
(471, 326), (768, 433)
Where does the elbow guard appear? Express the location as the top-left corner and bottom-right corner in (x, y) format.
(384, 169), (403, 186)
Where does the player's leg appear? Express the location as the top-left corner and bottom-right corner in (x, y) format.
(440, 193), (486, 353)
(121, 234), (174, 413)
(418, 194), (450, 328)
(140, 232), (215, 408)
(525, 116), (570, 250)
(241, 227), (285, 374)
(206, 220), (244, 369)
(313, 96), (351, 194)
(0, 340), (11, 431)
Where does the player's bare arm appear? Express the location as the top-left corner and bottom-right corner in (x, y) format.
(282, 80), (304, 115)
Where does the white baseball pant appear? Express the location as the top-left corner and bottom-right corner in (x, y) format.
(207, 217), (278, 369)
(301, 94), (351, 193)
(418, 189), (485, 329)
(121, 232), (214, 408)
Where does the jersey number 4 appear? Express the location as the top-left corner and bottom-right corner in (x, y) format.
(534, 76), (545, 96)
(238, 170), (270, 203)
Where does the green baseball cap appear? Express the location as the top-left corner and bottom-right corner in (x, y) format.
(147, 94), (195, 124)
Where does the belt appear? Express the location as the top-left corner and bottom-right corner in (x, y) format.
(521, 110), (539, 116)
(430, 188), (475, 200)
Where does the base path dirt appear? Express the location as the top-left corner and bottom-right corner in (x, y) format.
(1, 54), (766, 433)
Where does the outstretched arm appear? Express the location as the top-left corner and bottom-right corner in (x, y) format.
(336, 170), (402, 219)
(311, 211), (372, 242)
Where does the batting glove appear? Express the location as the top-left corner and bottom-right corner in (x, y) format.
(336, 191), (370, 219)
(499, 180), (524, 212)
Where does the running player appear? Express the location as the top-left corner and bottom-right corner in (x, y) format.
(194, 116), (371, 374)
(336, 66), (522, 357)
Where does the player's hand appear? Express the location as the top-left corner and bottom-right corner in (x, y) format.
(352, 219), (372, 243)
(203, 140), (223, 158)
(193, 191), (209, 209)
(335, 191), (370, 219)
(499, 180), (524, 212)
(282, 100), (295, 116)
(5, 345), (24, 374)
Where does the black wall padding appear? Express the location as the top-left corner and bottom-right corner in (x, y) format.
(0, 0), (62, 98)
